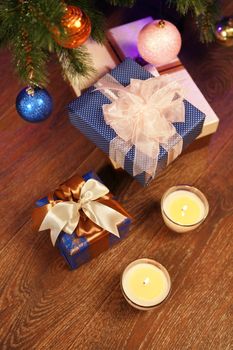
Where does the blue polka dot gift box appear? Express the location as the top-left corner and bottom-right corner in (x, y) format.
(68, 58), (206, 186)
(33, 171), (132, 270)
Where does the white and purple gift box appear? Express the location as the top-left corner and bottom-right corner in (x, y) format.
(68, 59), (206, 186)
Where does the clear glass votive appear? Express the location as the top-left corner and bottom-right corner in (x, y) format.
(161, 185), (209, 233)
(121, 258), (171, 311)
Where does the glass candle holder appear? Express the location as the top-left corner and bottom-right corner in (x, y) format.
(121, 258), (171, 311)
(161, 185), (209, 233)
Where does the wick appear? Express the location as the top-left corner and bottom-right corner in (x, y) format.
(181, 204), (188, 217)
(143, 277), (150, 285)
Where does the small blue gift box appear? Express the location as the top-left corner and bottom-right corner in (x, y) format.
(35, 171), (132, 270)
(68, 59), (206, 186)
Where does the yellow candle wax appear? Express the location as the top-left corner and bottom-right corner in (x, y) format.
(163, 190), (205, 226)
(122, 260), (171, 308)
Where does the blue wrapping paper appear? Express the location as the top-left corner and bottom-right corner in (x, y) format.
(36, 171), (132, 270)
(68, 58), (206, 186)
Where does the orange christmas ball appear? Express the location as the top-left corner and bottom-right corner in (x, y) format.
(55, 5), (91, 48)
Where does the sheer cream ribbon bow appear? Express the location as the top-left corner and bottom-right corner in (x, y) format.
(39, 179), (127, 246)
(95, 75), (185, 178)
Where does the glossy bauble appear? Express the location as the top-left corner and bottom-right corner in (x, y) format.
(215, 17), (233, 47)
(54, 5), (91, 49)
(137, 20), (182, 66)
(16, 87), (53, 122)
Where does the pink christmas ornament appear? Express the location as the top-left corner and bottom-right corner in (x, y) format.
(137, 20), (182, 66)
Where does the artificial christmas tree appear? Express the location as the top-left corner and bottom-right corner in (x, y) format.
(0, 1), (219, 89)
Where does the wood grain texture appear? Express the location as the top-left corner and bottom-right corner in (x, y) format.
(1, 3), (233, 349)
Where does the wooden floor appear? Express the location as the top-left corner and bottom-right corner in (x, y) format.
(1, 5), (233, 350)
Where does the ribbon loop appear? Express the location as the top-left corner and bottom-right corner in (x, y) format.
(38, 178), (128, 245)
(95, 74), (185, 177)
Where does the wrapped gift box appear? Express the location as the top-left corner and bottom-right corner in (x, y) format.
(70, 39), (120, 96)
(144, 62), (219, 138)
(34, 171), (132, 270)
(107, 17), (154, 63)
(68, 58), (206, 186)
(107, 18), (219, 138)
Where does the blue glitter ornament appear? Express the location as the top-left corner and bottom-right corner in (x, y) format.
(16, 86), (53, 122)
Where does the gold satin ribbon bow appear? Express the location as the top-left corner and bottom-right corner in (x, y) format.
(33, 175), (128, 246)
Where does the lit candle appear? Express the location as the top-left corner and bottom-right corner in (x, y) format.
(121, 258), (171, 310)
(161, 185), (209, 233)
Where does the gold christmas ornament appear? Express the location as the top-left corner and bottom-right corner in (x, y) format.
(54, 5), (91, 48)
(215, 17), (233, 46)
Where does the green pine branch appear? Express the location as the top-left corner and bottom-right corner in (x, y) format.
(0, 0), (129, 86)
(0, 0), (66, 86)
(195, 1), (219, 42)
(12, 31), (49, 87)
(54, 42), (95, 85)
(168, 0), (220, 42)
(0, 0), (220, 88)
(105, 0), (135, 6)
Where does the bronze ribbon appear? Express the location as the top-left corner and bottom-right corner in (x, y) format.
(33, 175), (130, 256)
